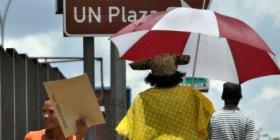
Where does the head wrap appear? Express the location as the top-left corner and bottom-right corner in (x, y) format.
(129, 54), (190, 76)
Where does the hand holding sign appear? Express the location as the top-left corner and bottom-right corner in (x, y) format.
(44, 74), (105, 137)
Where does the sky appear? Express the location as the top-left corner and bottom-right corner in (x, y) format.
(1, 0), (280, 138)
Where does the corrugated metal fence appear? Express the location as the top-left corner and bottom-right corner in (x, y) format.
(0, 47), (65, 140)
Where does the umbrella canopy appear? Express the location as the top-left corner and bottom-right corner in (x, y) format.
(177, 0), (212, 9)
(110, 7), (280, 84)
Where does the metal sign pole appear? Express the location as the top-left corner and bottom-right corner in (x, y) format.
(0, 47), (2, 140)
(109, 42), (127, 140)
(83, 37), (96, 140)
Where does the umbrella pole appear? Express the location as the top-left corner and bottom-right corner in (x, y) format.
(192, 34), (201, 86)
(191, 0), (205, 86)
(202, 0), (206, 9)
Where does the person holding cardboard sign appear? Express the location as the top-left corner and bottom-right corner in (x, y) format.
(24, 100), (88, 140)
(42, 74), (105, 137)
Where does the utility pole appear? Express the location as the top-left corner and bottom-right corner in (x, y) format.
(109, 42), (127, 140)
(0, 12), (3, 47)
(83, 37), (96, 140)
(0, 0), (12, 48)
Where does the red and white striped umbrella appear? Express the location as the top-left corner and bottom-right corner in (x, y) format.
(110, 7), (280, 83)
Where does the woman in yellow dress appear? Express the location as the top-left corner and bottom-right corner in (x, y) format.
(116, 54), (214, 140)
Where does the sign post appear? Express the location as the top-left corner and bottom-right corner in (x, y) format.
(109, 42), (127, 140)
(83, 37), (96, 140)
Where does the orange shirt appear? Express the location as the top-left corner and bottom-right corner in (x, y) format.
(24, 129), (77, 140)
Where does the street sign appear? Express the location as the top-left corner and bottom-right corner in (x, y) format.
(63, 0), (212, 36)
(183, 77), (209, 92)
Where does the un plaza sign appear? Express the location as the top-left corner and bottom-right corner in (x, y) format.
(63, 0), (211, 36)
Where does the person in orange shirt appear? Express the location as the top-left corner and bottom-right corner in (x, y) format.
(24, 100), (87, 140)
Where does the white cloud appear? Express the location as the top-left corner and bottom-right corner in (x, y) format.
(252, 84), (280, 104)
(5, 31), (59, 57)
(244, 84), (280, 138)
(204, 80), (225, 110)
(209, 80), (224, 93)
(51, 61), (83, 78)
(94, 37), (111, 87)
(242, 0), (280, 27)
(211, 0), (241, 17)
(257, 86), (280, 101)
(126, 65), (150, 101)
(212, 0), (280, 28)
(5, 31), (85, 78)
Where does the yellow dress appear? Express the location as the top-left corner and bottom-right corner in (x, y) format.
(116, 85), (214, 140)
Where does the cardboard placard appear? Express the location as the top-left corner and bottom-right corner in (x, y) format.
(44, 74), (105, 137)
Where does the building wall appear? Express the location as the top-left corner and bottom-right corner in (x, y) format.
(0, 48), (65, 140)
